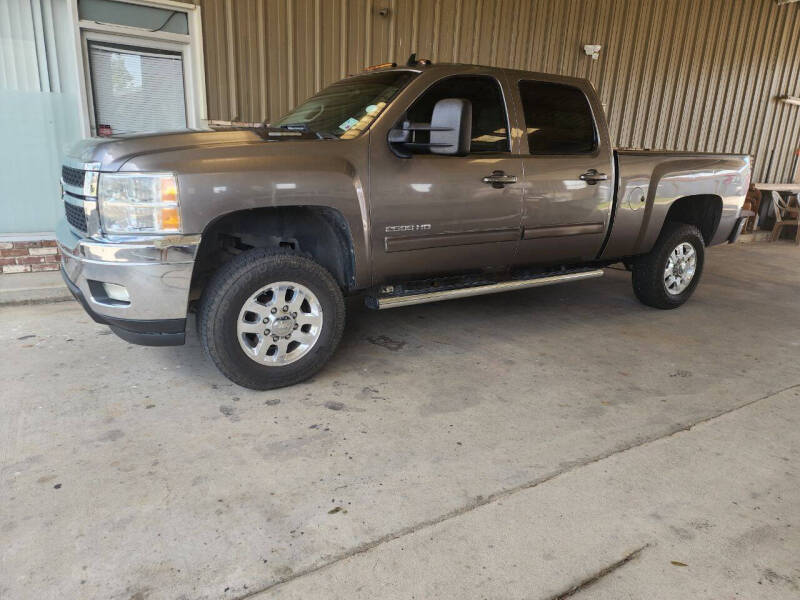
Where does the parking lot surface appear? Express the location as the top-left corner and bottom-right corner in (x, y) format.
(1, 242), (799, 599)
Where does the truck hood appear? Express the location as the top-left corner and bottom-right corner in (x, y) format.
(65, 128), (301, 171)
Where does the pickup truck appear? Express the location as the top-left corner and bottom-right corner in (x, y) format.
(58, 59), (751, 390)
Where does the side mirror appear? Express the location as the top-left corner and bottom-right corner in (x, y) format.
(429, 98), (472, 155)
(388, 98), (472, 158)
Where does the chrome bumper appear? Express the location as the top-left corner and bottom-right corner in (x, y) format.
(56, 219), (201, 322)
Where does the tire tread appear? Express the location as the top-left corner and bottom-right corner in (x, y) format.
(631, 223), (704, 310)
(198, 248), (345, 390)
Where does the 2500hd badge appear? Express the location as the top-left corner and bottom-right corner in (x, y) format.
(385, 224), (432, 232)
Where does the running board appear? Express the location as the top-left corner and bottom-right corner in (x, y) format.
(372, 269), (604, 309)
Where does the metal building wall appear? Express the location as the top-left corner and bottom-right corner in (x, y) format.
(196, 0), (800, 182)
(0, 0), (84, 233)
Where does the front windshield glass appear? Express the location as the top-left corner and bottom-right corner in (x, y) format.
(272, 70), (417, 139)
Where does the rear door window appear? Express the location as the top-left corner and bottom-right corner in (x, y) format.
(518, 80), (597, 155)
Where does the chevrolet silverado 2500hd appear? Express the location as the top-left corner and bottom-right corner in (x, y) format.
(58, 60), (751, 389)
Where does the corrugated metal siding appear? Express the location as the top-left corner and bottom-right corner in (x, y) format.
(195, 0), (800, 182)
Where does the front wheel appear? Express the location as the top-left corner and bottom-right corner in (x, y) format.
(631, 223), (705, 309)
(198, 249), (345, 390)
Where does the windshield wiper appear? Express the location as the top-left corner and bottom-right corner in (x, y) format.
(276, 123), (310, 131)
(270, 123), (338, 139)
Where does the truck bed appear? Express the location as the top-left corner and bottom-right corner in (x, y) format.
(600, 149), (751, 260)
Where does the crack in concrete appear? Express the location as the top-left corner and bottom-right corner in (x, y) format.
(236, 382), (800, 600)
(548, 545), (648, 600)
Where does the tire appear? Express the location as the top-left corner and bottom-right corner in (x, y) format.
(198, 248), (345, 390)
(631, 223), (705, 309)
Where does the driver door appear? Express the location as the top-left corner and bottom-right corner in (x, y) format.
(368, 74), (524, 283)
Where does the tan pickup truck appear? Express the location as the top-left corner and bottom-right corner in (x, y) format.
(58, 58), (751, 389)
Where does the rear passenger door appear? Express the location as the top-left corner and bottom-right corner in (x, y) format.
(512, 78), (614, 265)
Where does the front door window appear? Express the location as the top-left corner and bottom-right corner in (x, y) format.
(406, 75), (510, 153)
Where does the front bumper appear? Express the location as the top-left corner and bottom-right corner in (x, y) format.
(56, 219), (201, 346)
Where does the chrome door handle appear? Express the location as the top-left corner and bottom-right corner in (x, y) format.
(579, 169), (608, 184)
(482, 170), (518, 188)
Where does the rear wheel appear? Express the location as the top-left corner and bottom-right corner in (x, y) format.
(198, 249), (345, 390)
(631, 223), (705, 309)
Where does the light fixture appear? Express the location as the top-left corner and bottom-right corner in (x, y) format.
(102, 283), (130, 303)
(583, 44), (602, 60)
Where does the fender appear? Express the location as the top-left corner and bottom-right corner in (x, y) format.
(119, 136), (373, 289)
(602, 152), (750, 259)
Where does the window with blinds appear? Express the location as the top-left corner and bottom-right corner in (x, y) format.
(88, 42), (187, 136)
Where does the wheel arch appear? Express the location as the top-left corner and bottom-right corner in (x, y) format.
(662, 194), (723, 246)
(190, 206), (357, 301)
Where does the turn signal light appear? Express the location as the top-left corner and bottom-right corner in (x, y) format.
(160, 206), (181, 230)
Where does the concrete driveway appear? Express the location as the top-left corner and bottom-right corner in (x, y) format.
(1, 242), (799, 599)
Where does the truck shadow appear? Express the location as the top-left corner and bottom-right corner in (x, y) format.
(149, 243), (795, 391)
(165, 267), (643, 386)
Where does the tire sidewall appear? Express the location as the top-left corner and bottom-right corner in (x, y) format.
(202, 251), (345, 389)
(652, 227), (705, 307)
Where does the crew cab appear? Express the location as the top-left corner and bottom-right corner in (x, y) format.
(58, 59), (751, 389)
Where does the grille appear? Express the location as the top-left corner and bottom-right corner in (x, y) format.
(62, 165), (85, 189)
(64, 201), (87, 232)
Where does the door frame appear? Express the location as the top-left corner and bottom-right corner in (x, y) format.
(504, 72), (615, 262)
(376, 70), (523, 253)
(366, 68), (525, 283)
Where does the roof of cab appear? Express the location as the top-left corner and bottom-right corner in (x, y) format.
(355, 61), (591, 89)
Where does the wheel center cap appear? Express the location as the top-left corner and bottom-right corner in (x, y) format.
(271, 315), (294, 336)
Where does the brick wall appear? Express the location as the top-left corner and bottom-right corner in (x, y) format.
(0, 240), (61, 274)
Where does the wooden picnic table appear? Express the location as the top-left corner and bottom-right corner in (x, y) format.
(753, 182), (800, 193)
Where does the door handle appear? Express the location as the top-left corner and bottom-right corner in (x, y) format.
(579, 169), (608, 184)
(482, 170), (518, 188)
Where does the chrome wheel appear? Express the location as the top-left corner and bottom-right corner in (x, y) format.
(664, 242), (697, 295)
(236, 281), (323, 366)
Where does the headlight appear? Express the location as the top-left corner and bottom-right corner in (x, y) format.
(98, 173), (181, 234)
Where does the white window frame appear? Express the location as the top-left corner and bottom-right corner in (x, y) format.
(68, 0), (207, 137)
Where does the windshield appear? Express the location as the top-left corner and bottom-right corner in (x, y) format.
(272, 70), (417, 139)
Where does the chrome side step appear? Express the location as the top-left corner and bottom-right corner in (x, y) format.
(374, 269), (604, 309)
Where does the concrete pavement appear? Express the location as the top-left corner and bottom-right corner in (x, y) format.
(1, 241), (799, 599)
(0, 271), (70, 306)
(262, 385), (800, 600)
